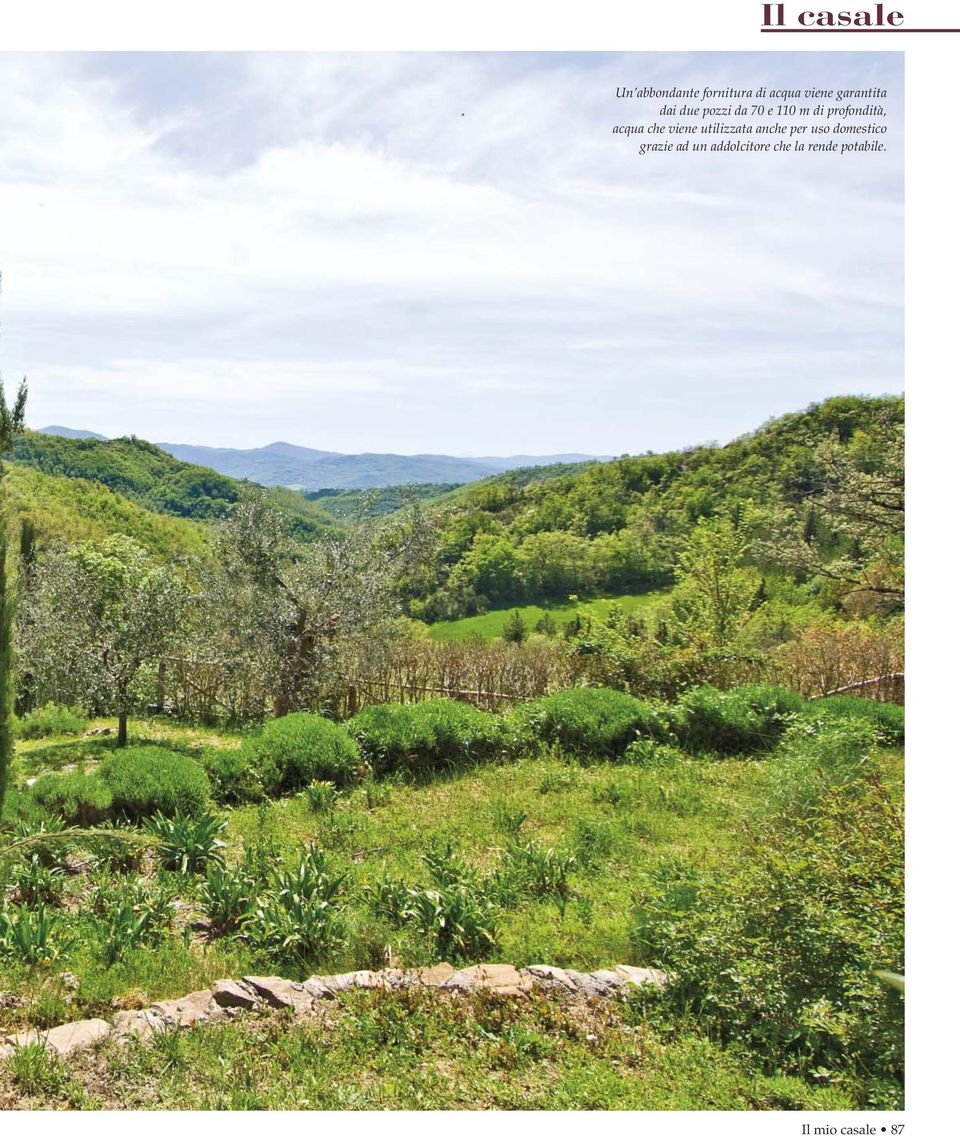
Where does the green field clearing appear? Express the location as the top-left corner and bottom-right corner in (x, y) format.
(427, 590), (671, 642)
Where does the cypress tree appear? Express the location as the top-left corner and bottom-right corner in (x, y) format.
(0, 312), (28, 813)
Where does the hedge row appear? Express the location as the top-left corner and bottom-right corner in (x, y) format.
(27, 688), (903, 820)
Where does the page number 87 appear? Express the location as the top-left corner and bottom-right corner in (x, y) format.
(891, 1126), (905, 1135)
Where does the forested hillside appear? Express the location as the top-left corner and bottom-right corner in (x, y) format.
(410, 395), (904, 622)
(10, 431), (338, 543)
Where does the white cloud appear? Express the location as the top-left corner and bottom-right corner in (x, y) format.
(0, 51), (903, 453)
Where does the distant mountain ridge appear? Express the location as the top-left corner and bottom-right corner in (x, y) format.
(38, 427), (606, 490)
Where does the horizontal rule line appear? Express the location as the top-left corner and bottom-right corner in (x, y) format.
(760, 28), (960, 32)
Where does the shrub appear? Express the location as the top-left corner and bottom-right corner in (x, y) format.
(672, 685), (803, 755)
(146, 811), (228, 874)
(243, 713), (360, 794)
(201, 747), (263, 804)
(805, 696), (904, 746)
(630, 779), (903, 1107)
(509, 687), (671, 759)
(98, 746), (211, 820)
(14, 703), (87, 740)
(348, 698), (503, 775)
(31, 771), (114, 826)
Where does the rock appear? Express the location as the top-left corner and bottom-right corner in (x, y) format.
(560, 970), (610, 998)
(410, 962), (456, 987)
(589, 969), (626, 995)
(243, 976), (313, 1015)
(112, 1009), (164, 1039)
(211, 979), (260, 1010)
(348, 970), (386, 990)
(4, 1017), (111, 1057)
(444, 964), (533, 996)
(523, 965), (579, 992)
(150, 988), (221, 1028)
(614, 964), (669, 990)
(304, 973), (357, 998)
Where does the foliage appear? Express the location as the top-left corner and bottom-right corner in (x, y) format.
(804, 695), (904, 746)
(98, 877), (177, 964)
(630, 777), (903, 1106)
(17, 534), (186, 744)
(98, 746), (211, 819)
(147, 811), (228, 874)
(244, 846), (347, 966)
(509, 687), (672, 759)
(6, 853), (66, 905)
(14, 703), (87, 740)
(671, 684), (804, 755)
(30, 771), (114, 826)
(200, 866), (258, 935)
(0, 902), (60, 966)
(200, 747), (263, 804)
(243, 712), (360, 793)
(348, 698), (504, 776)
(0, 374), (27, 818)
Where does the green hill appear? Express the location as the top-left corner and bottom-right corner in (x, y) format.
(409, 395), (904, 622)
(5, 464), (207, 560)
(10, 431), (338, 542)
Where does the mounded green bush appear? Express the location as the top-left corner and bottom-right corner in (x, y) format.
(31, 771), (114, 826)
(804, 695), (904, 746)
(672, 685), (804, 755)
(347, 698), (504, 775)
(98, 746), (211, 820)
(509, 687), (672, 759)
(15, 703), (88, 740)
(243, 713), (359, 793)
(201, 747), (263, 804)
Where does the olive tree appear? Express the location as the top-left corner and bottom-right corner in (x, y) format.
(19, 535), (185, 745)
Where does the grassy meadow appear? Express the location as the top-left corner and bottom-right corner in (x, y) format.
(426, 591), (671, 642)
(0, 690), (904, 1110)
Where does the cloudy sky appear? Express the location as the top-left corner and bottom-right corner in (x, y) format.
(0, 52), (902, 454)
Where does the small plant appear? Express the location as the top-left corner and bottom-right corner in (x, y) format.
(496, 839), (578, 908)
(14, 703), (87, 740)
(147, 811), (228, 874)
(672, 685), (803, 755)
(243, 713), (360, 794)
(0, 903), (61, 966)
(98, 746), (211, 820)
(302, 780), (341, 812)
(7, 1039), (72, 1095)
(490, 802), (527, 837)
(200, 866), (258, 935)
(7, 853), (65, 906)
(99, 878), (176, 963)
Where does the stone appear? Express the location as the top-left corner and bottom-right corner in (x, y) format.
(112, 1009), (164, 1039)
(589, 969), (627, 995)
(243, 976), (314, 1015)
(304, 973), (357, 998)
(211, 979), (260, 1010)
(410, 962), (455, 987)
(614, 964), (669, 990)
(4, 1018), (111, 1057)
(150, 988), (221, 1028)
(560, 970), (609, 998)
(443, 964), (532, 996)
(523, 965), (579, 992)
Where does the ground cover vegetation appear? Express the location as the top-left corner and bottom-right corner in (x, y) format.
(0, 392), (904, 1109)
